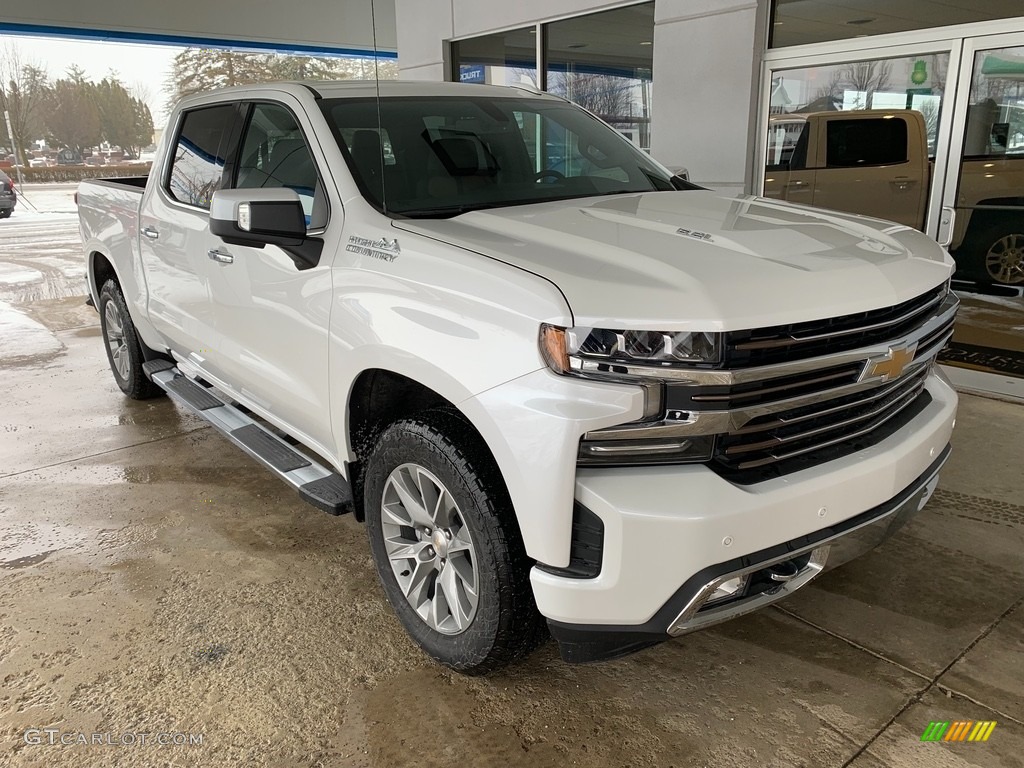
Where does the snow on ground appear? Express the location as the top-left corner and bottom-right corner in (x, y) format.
(0, 262), (44, 285)
(9, 183), (80, 215)
(0, 186), (86, 302)
(0, 299), (64, 360)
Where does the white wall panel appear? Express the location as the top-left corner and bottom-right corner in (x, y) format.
(395, 0), (768, 189)
(651, 1), (760, 188)
(0, 0), (396, 52)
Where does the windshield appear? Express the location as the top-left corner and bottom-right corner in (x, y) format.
(319, 95), (683, 218)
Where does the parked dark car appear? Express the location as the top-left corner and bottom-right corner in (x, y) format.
(0, 169), (17, 218)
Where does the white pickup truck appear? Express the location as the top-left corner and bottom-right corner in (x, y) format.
(78, 81), (959, 673)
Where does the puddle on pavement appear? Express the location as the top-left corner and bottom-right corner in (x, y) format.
(1, 551), (56, 569)
(0, 522), (86, 568)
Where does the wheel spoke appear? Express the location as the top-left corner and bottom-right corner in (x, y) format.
(431, 572), (452, 629)
(112, 344), (129, 378)
(414, 468), (441, 524)
(447, 525), (473, 555)
(381, 500), (413, 527)
(437, 562), (471, 631)
(449, 552), (478, 598)
(384, 536), (428, 562)
(388, 469), (434, 528)
(402, 557), (434, 607)
(434, 489), (459, 529)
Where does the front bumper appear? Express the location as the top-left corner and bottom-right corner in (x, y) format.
(534, 371), (957, 663)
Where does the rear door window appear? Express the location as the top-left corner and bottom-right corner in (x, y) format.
(825, 118), (908, 168)
(167, 104), (238, 209)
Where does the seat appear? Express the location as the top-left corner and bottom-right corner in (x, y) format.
(427, 135), (498, 197)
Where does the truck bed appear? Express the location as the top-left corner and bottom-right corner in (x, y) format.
(82, 176), (149, 192)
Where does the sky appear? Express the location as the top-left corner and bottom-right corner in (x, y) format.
(2, 35), (183, 127)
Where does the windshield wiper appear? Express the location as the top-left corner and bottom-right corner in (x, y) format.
(391, 203), (502, 219)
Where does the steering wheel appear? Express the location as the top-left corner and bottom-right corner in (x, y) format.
(533, 169), (565, 183)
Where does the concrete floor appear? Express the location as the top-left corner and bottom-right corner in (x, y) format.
(0, 210), (1022, 768)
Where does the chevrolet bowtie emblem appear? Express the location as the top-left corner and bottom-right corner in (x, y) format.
(863, 343), (917, 382)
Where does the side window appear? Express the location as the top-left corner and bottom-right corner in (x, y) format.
(825, 118), (908, 168)
(235, 103), (327, 230)
(167, 104), (237, 209)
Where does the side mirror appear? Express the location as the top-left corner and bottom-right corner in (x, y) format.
(209, 189), (322, 269)
(669, 166), (689, 182)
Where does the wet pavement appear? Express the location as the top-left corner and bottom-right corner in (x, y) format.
(0, 196), (1022, 767)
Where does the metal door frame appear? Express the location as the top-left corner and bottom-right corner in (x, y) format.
(938, 30), (1024, 242)
(756, 37), (965, 241)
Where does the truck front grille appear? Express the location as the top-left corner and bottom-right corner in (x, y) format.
(713, 365), (932, 478)
(658, 286), (957, 483)
(724, 284), (947, 367)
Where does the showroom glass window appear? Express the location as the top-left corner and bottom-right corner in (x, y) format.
(450, 27), (538, 88)
(771, 0), (1024, 48)
(545, 3), (655, 152)
(764, 52), (951, 217)
(167, 104), (238, 209)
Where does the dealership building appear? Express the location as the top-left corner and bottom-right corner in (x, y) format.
(1, 0), (1022, 389)
(1, 1), (1023, 759)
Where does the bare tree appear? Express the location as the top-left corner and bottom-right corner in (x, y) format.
(549, 72), (634, 121)
(165, 48), (399, 108)
(840, 60), (893, 107)
(0, 43), (49, 160)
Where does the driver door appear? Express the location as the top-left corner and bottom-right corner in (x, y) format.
(204, 98), (340, 453)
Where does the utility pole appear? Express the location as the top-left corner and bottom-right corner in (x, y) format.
(3, 109), (25, 188)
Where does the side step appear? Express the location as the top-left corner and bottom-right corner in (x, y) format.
(142, 360), (353, 515)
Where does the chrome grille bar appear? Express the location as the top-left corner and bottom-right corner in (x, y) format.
(724, 384), (928, 470)
(728, 366), (929, 436)
(733, 291), (945, 351)
(722, 373), (928, 457)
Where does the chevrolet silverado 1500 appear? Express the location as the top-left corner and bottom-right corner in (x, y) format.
(79, 81), (958, 673)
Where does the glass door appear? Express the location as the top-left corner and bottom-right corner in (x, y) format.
(759, 40), (964, 241)
(937, 32), (1024, 389)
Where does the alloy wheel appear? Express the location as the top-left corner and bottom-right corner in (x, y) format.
(985, 233), (1024, 285)
(380, 463), (480, 635)
(103, 301), (130, 381)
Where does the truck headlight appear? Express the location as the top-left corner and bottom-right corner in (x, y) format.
(540, 324), (721, 373)
(540, 324), (719, 466)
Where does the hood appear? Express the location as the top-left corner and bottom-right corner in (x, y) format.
(392, 191), (952, 330)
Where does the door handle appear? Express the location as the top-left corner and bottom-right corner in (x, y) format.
(890, 176), (916, 191)
(937, 206), (956, 248)
(785, 180), (808, 187)
(141, 226), (160, 240)
(207, 249), (234, 264)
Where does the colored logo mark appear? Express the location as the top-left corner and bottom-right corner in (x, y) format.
(921, 721), (997, 742)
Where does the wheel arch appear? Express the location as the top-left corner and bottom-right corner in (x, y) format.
(88, 248), (119, 303)
(344, 367), (516, 529)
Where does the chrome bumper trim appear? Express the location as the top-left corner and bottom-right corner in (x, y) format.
(666, 446), (948, 636)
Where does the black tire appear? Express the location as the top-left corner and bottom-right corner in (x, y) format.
(97, 279), (164, 400)
(364, 408), (544, 674)
(0, 208), (11, 219)
(960, 219), (1024, 286)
